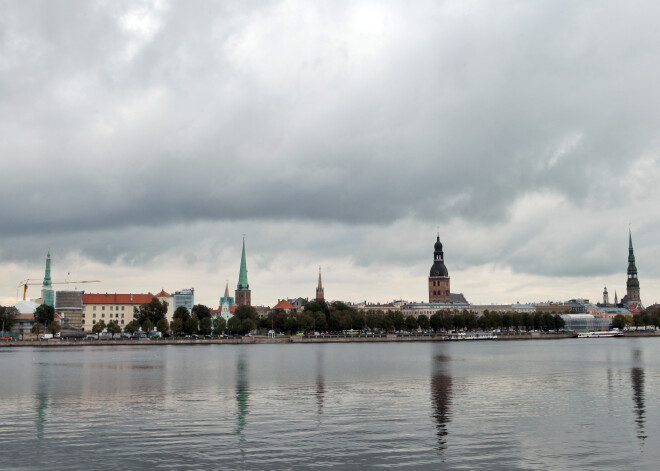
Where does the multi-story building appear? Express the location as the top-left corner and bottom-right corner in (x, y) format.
(173, 288), (194, 313)
(81, 293), (155, 331)
(55, 290), (84, 330)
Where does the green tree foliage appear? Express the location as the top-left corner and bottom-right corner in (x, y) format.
(380, 315), (394, 332)
(46, 321), (62, 337)
(0, 306), (18, 331)
(106, 320), (122, 338)
(464, 311), (478, 332)
(34, 304), (55, 326)
(156, 318), (169, 335)
(192, 304), (211, 320)
(170, 318), (183, 335)
(417, 314), (430, 331)
(296, 312), (314, 333)
(611, 314), (626, 330)
(92, 320), (106, 337)
(234, 305), (258, 322)
(241, 318), (257, 335)
(351, 312), (366, 331)
(365, 310), (382, 331)
(304, 300), (330, 316)
(502, 313), (513, 332)
(124, 320), (140, 335)
(184, 317), (198, 334)
(404, 315), (419, 332)
(389, 311), (404, 331)
(199, 317), (212, 335)
(284, 315), (299, 334)
(142, 319), (154, 333)
(31, 322), (44, 337)
(213, 317), (226, 335)
(134, 298), (168, 326)
(173, 306), (191, 323)
(553, 314), (565, 332)
(313, 311), (327, 332)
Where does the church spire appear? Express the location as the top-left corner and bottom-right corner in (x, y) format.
(43, 250), (52, 287)
(626, 229), (641, 306)
(315, 266), (325, 302)
(234, 237), (252, 306)
(237, 237), (249, 291)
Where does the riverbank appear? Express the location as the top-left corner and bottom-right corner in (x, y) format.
(2, 330), (659, 347)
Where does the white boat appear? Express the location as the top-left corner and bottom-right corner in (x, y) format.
(575, 330), (624, 338)
(445, 332), (497, 341)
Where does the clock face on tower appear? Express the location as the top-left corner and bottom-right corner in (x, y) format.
(434, 270), (439, 275)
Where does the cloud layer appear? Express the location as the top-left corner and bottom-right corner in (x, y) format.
(2, 1), (660, 306)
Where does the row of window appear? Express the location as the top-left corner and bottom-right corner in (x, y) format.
(84, 319), (126, 325)
(92, 306), (127, 311)
(87, 313), (125, 319)
(431, 290), (450, 296)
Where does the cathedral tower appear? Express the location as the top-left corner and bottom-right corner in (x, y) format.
(603, 286), (609, 305)
(626, 230), (641, 306)
(41, 251), (54, 307)
(235, 238), (251, 306)
(315, 266), (324, 302)
(429, 235), (450, 303)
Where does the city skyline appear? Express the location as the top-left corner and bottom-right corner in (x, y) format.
(2, 2), (660, 307)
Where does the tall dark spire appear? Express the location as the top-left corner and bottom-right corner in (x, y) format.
(626, 229), (641, 306)
(315, 266), (325, 302)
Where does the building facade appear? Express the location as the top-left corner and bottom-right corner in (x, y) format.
(81, 293), (155, 331)
(55, 290), (84, 330)
(173, 288), (194, 313)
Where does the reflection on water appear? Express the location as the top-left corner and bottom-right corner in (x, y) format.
(35, 362), (49, 441)
(316, 350), (325, 418)
(3, 341), (660, 470)
(631, 349), (646, 442)
(430, 350), (452, 455)
(235, 352), (249, 449)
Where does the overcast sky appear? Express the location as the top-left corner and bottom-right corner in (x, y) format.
(2, 0), (660, 308)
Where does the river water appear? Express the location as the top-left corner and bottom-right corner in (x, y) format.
(0, 338), (658, 470)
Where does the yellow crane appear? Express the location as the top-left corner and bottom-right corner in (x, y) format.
(17, 279), (101, 301)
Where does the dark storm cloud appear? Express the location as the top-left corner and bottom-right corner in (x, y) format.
(1, 0), (660, 281)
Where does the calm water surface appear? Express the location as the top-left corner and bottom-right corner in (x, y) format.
(1, 339), (658, 470)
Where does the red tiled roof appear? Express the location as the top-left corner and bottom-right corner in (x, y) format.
(272, 300), (296, 310)
(82, 293), (156, 305)
(156, 289), (170, 297)
(210, 308), (221, 315)
(229, 306), (237, 314)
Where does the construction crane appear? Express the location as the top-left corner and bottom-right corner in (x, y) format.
(17, 279), (101, 301)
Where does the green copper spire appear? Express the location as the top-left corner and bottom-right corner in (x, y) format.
(237, 237), (249, 291)
(43, 250), (52, 287)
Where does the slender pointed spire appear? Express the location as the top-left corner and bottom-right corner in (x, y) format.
(237, 237), (249, 291)
(315, 265), (325, 301)
(43, 250), (52, 287)
(225, 281), (230, 297)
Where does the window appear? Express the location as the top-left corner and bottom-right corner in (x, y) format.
(93, 313), (96, 318)
(110, 306), (113, 311)
(93, 306), (96, 311)
(122, 306), (125, 311)
(121, 313), (124, 318)
(92, 320), (96, 325)
(101, 313), (105, 318)
(102, 306), (105, 311)
(82, 313), (85, 318)
(82, 320), (85, 324)
(121, 320), (124, 325)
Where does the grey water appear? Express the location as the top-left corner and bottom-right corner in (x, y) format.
(0, 339), (658, 470)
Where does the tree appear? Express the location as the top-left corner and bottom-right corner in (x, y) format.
(124, 320), (140, 335)
(199, 317), (212, 335)
(142, 319), (154, 334)
(380, 315), (394, 332)
(173, 306), (191, 323)
(192, 304), (211, 320)
(34, 304), (55, 327)
(313, 311), (327, 332)
(304, 300), (330, 316)
(234, 305), (258, 322)
(106, 320), (122, 338)
(553, 314), (565, 332)
(227, 316), (241, 334)
(156, 318), (169, 335)
(417, 314), (430, 331)
(170, 318), (183, 336)
(0, 306), (18, 332)
(430, 312), (444, 333)
(31, 322), (44, 337)
(296, 312), (314, 333)
(405, 316), (419, 333)
(241, 318), (257, 335)
(134, 298), (168, 326)
(92, 320), (106, 338)
(365, 310), (381, 331)
(389, 311), (404, 331)
(184, 317), (198, 334)
(502, 313), (513, 332)
(284, 315), (300, 334)
(213, 317), (226, 335)
(351, 312), (366, 331)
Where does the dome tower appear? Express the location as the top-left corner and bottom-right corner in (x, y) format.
(429, 235), (450, 303)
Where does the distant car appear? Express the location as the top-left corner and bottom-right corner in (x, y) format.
(1, 336), (12, 341)
(191, 334), (198, 339)
(204, 335), (212, 339)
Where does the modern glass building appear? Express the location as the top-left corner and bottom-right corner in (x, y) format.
(173, 288), (194, 312)
(560, 314), (612, 332)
